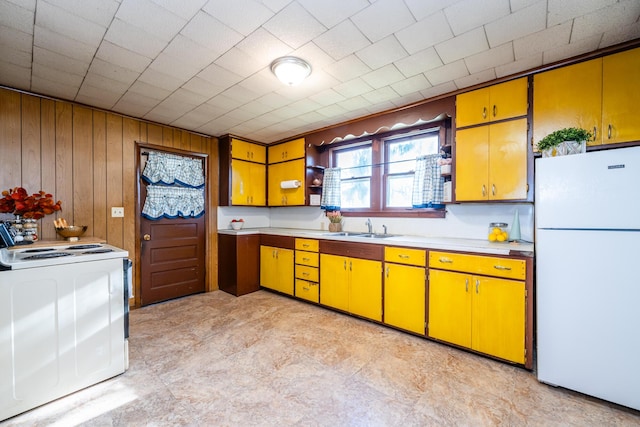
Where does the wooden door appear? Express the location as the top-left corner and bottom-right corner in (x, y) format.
(384, 263), (425, 334)
(139, 146), (206, 306)
(428, 269), (472, 347)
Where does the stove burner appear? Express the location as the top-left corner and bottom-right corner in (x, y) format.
(82, 249), (114, 254)
(23, 252), (74, 260)
(23, 248), (56, 253)
(67, 244), (102, 250)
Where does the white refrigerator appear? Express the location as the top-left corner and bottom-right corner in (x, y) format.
(535, 146), (640, 411)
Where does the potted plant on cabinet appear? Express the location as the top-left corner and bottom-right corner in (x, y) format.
(536, 127), (593, 157)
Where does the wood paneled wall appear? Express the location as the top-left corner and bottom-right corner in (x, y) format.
(0, 87), (220, 306)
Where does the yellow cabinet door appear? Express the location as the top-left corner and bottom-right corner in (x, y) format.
(456, 78), (527, 127)
(471, 276), (525, 364)
(232, 138), (266, 163)
(428, 269), (472, 348)
(260, 246), (294, 295)
(455, 119), (527, 201)
(319, 254), (349, 312)
(231, 160), (265, 206)
(455, 126), (489, 201)
(384, 263), (425, 334)
(349, 258), (382, 322)
(268, 159), (305, 206)
(533, 59), (602, 147)
(268, 138), (305, 163)
(602, 48), (640, 145)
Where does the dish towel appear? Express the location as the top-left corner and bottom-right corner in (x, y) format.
(142, 152), (205, 188)
(320, 168), (341, 211)
(412, 154), (445, 209)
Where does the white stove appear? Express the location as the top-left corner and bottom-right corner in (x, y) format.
(0, 242), (128, 269)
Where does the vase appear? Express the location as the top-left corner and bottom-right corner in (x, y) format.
(541, 140), (586, 158)
(328, 222), (342, 232)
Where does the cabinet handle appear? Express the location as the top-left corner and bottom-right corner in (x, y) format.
(438, 257), (453, 263)
(482, 185), (486, 197)
(303, 244), (310, 248)
(493, 105), (497, 117)
(608, 124), (612, 140)
(302, 257), (310, 262)
(349, 261), (352, 271)
(482, 107), (487, 119)
(303, 286), (310, 291)
(593, 126), (597, 140)
(465, 278), (469, 292)
(492, 184), (496, 196)
(344, 260), (347, 270)
(476, 279), (480, 294)
(398, 254), (410, 259)
(302, 272), (309, 277)
(494, 265), (512, 271)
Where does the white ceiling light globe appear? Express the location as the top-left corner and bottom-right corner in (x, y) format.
(270, 56), (312, 86)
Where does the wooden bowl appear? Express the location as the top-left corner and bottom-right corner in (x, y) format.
(55, 225), (87, 241)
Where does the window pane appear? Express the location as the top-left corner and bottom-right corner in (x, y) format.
(386, 175), (414, 207)
(336, 146), (371, 178)
(341, 178), (370, 208)
(387, 135), (439, 174)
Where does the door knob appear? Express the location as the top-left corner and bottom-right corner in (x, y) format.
(143, 234), (151, 241)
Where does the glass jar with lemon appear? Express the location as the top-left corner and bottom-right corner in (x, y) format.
(488, 222), (509, 242)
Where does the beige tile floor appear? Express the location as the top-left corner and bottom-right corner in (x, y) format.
(3, 290), (640, 426)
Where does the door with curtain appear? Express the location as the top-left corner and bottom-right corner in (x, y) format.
(137, 144), (207, 306)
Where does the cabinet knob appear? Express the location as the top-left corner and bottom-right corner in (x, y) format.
(482, 107), (487, 119)
(492, 104), (497, 117)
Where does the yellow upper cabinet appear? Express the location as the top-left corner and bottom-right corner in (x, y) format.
(455, 118), (528, 201)
(268, 158), (306, 206)
(456, 78), (528, 127)
(268, 138), (305, 164)
(602, 48), (640, 144)
(533, 47), (640, 147)
(232, 138), (266, 163)
(231, 160), (266, 206)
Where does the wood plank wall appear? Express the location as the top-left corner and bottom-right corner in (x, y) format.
(0, 87), (220, 307)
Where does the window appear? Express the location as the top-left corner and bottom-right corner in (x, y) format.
(329, 124), (447, 218)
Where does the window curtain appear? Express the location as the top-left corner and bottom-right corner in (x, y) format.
(142, 151), (205, 219)
(320, 168), (341, 211)
(142, 152), (204, 188)
(412, 154), (445, 209)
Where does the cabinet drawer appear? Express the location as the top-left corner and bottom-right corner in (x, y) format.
(429, 251), (526, 280)
(295, 238), (318, 252)
(295, 279), (319, 303)
(295, 264), (319, 282)
(385, 247), (426, 267)
(296, 251), (319, 267)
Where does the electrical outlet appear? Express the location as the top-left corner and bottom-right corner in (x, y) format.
(111, 207), (124, 217)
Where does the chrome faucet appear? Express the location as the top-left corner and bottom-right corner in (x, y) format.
(382, 224), (387, 235)
(366, 218), (373, 234)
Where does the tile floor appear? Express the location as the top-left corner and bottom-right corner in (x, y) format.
(3, 290), (640, 426)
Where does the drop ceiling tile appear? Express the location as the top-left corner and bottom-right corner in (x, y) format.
(0, 24), (31, 53)
(391, 92), (425, 108)
(361, 64), (404, 89)
(44, 0), (119, 27)
(361, 86), (400, 104)
(263, 2), (326, 49)
(465, 42), (514, 74)
(149, 0), (207, 20)
(314, 19), (370, 61)
(268, 105), (298, 120)
(87, 57), (140, 86)
(317, 103), (349, 119)
(81, 72), (129, 95)
(170, 113), (213, 131)
(138, 68), (184, 92)
(196, 63), (244, 87)
(261, 0), (290, 13)
(455, 68), (497, 89)
(571, 1), (640, 42)
(114, 91), (160, 112)
(419, 81), (458, 100)
(180, 11), (243, 56)
(547, 0), (617, 26)
(33, 46), (89, 76)
(600, 18), (640, 48)
(391, 73), (431, 96)
(235, 28), (292, 68)
(288, 98), (323, 115)
(33, 26), (96, 63)
(128, 80), (171, 100)
(394, 47), (443, 77)
(309, 88), (347, 106)
(215, 47), (268, 79)
(76, 84), (122, 108)
(96, 41), (152, 73)
(31, 74), (79, 99)
(324, 55), (371, 82)
(104, 18), (167, 58)
(485, 1), (546, 47)
(115, 0), (185, 41)
(149, 50), (202, 82)
(513, 22), (572, 60)
(255, 92), (290, 109)
(168, 87), (210, 106)
(337, 95), (373, 112)
(0, 45), (31, 68)
(236, 100), (275, 117)
(238, 70), (282, 96)
(161, 35), (220, 73)
(351, 0), (415, 43)
(356, 35), (407, 70)
(297, 0), (368, 28)
(333, 78), (374, 98)
(435, 27), (489, 64)
(403, 0), (459, 21)
(1, 0), (34, 33)
(202, 0), (274, 36)
(181, 76), (225, 99)
(542, 34), (602, 64)
(444, 0), (510, 36)
(289, 41), (335, 71)
(424, 59), (468, 86)
(0, 61), (30, 90)
(395, 11), (453, 55)
(219, 84), (261, 105)
(36, 1), (106, 46)
(219, 107), (256, 122)
(495, 52), (542, 77)
(206, 92), (245, 111)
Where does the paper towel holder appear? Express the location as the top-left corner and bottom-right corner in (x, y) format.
(280, 180), (301, 189)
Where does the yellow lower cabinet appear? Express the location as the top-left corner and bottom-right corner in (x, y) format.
(319, 254), (382, 321)
(428, 269), (526, 364)
(260, 245), (294, 295)
(384, 263), (426, 334)
(295, 279), (319, 303)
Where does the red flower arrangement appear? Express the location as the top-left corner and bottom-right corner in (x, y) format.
(0, 187), (62, 219)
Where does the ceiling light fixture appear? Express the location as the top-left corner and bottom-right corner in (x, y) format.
(270, 56), (312, 86)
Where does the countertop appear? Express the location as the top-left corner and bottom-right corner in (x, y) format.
(218, 228), (534, 257)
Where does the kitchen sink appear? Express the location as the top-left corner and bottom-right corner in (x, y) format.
(360, 233), (395, 238)
(322, 231), (368, 237)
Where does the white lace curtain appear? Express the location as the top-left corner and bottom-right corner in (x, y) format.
(412, 154), (445, 209)
(142, 151), (205, 220)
